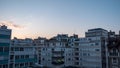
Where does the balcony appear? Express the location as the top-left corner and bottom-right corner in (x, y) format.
(109, 53), (119, 57)
(52, 51), (64, 54)
(52, 56), (64, 59)
(52, 56), (64, 65)
(52, 61), (64, 65)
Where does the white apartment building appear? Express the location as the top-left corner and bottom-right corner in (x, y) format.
(75, 37), (105, 68)
(75, 28), (108, 68)
(9, 38), (37, 68)
(37, 34), (75, 68)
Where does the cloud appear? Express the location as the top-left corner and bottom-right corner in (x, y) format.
(0, 21), (24, 29)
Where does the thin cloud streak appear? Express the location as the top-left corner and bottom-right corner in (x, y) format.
(0, 21), (24, 29)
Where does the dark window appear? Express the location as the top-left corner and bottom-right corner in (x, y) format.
(80, 58), (82, 60)
(68, 58), (71, 61)
(75, 53), (79, 56)
(25, 55), (29, 59)
(10, 55), (14, 60)
(25, 63), (28, 66)
(20, 47), (24, 51)
(75, 48), (79, 51)
(0, 47), (3, 52)
(30, 62), (33, 65)
(0, 34), (10, 39)
(43, 48), (45, 51)
(42, 58), (45, 61)
(11, 47), (14, 51)
(15, 64), (19, 67)
(112, 58), (118, 64)
(21, 55), (24, 59)
(15, 47), (19, 51)
(75, 62), (79, 65)
(15, 56), (19, 59)
(113, 49), (117, 53)
(20, 63), (24, 67)
(4, 47), (9, 52)
(95, 42), (99, 45)
(95, 49), (100, 51)
(75, 57), (79, 60)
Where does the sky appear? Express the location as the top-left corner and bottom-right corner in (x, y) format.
(0, 0), (120, 39)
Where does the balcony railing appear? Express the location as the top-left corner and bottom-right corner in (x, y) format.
(109, 53), (119, 56)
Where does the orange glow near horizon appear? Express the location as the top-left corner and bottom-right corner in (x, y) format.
(11, 31), (85, 39)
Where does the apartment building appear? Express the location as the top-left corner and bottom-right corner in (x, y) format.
(33, 37), (47, 65)
(1, 25), (117, 68)
(0, 25), (11, 68)
(36, 34), (75, 68)
(107, 31), (120, 68)
(85, 28), (108, 68)
(73, 28), (108, 68)
(37, 28), (109, 68)
(9, 38), (37, 68)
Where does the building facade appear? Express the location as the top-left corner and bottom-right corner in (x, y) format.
(38, 34), (75, 68)
(0, 25), (11, 68)
(107, 31), (120, 68)
(1, 25), (119, 68)
(9, 38), (37, 68)
(34, 28), (109, 68)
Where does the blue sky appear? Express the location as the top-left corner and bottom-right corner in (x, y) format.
(0, 0), (120, 39)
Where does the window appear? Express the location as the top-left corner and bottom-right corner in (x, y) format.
(42, 58), (45, 61)
(68, 58), (71, 61)
(21, 55), (24, 59)
(25, 55), (29, 59)
(30, 62), (33, 65)
(83, 53), (87, 56)
(91, 44), (94, 46)
(75, 62), (79, 65)
(112, 58), (118, 64)
(75, 48), (79, 51)
(112, 49), (118, 56)
(0, 47), (3, 52)
(3, 65), (8, 68)
(80, 58), (82, 60)
(113, 49), (117, 52)
(15, 47), (19, 51)
(95, 49), (100, 51)
(88, 53), (90, 56)
(25, 63), (28, 66)
(75, 57), (79, 60)
(10, 55), (14, 60)
(15, 64), (19, 67)
(20, 63), (24, 67)
(39, 60), (41, 64)
(75, 53), (79, 56)
(75, 43), (79, 46)
(20, 47), (24, 51)
(42, 48), (45, 51)
(11, 47), (14, 51)
(95, 42), (99, 45)
(4, 47), (9, 52)
(15, 56), (19, 59)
